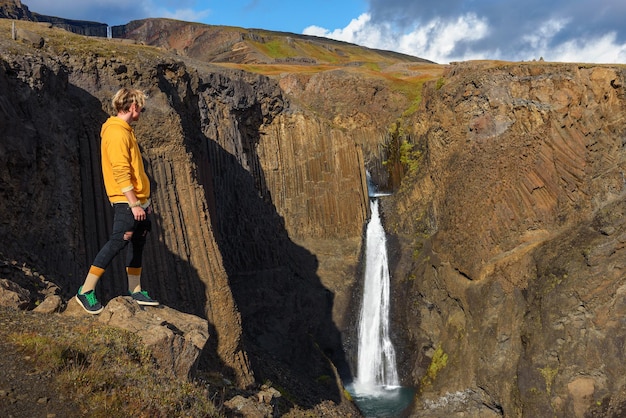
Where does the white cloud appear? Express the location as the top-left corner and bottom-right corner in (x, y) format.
(304, 12), (626, 64)
(503, 20), (626, 62)
(395, 14), (490, 62)
(304, 13), (377, 45)
(304, 13), (490, 63)
(522, 18), (569, 50)
(157, 7), (211, 22)
(548, 32), (626, 63)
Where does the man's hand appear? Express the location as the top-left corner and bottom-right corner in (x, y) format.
(131, 205), (146, 221)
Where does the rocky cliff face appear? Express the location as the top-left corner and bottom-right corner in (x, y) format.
(10, 6), (626, 417)
(0, 0), (30, 20)
(0, 0), (107, 36)
(386, 61), (626, 416)
(0, 19), (367, 412)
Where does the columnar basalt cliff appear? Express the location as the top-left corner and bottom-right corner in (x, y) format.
(386, 62), (626, 416)
(8, 4), (626, 417)
(0, 19), (368, 412)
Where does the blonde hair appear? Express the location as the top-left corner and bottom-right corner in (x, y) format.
(111, 88), (147, 113)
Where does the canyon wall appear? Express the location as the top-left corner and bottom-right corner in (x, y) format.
(386, 61), (626, 417)
(0, 0), (108, 36)
(0, 20), (367, 410)
(10, 11), (626, 417)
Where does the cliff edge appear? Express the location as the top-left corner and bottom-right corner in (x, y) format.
(0, 17), (374, 415)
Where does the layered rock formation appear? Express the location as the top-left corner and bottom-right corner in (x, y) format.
(386, 61), (626, 416)
(0, 18), (369, 412)
(8, 3), (626, 417)
(0, 0), (107, 36)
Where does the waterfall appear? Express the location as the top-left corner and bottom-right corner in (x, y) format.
(346, 174), (413, 416)
(354, 198), (399, 393)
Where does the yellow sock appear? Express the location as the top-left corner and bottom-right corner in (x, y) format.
(127, 267), (142, 294)
(80, 266), (104, 293)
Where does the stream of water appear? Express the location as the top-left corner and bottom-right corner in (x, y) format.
(347, 197), (414, 417)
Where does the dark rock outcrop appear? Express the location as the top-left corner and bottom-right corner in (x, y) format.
(31, 14), (107, 37)
(0, 19), (365, 413)
(386, 61), (626, 417)
(0, 0), (107, 36)
(0, 0), (32, 20)
(93, 296), (209, 380)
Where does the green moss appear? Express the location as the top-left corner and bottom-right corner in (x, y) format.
(343, 388), (353, 401)
(8, 333), (65, 368)
(316, 374), (332, 385)
(362, 62), (381, 72)
(542, 272), (568, 295)
(538, 366), (558, 394)
(420, 346), (448, 389)
(252, 39), (299, 59)
(392, 79), (424, 118)
(383, 118), (423, 191)
(399, 140), (422, 173)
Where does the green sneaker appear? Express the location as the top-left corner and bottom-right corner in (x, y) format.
(75, 286), (104, 314)
(130, 290), (159, 306)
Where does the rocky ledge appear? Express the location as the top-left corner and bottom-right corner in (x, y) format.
(0, 255), (359, 417)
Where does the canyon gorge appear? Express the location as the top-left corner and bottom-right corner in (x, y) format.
(2, 2), (626, 416)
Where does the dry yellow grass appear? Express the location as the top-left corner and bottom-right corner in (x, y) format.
(1, 307), (222, 418)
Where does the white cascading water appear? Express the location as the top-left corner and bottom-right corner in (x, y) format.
(347, 175), (413, 416)
(353, 198), (399, 393)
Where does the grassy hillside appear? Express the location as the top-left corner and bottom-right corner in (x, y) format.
(118, 18), (430, 65)
(0, 16), (445, 125)
(116, 18), (445, 112)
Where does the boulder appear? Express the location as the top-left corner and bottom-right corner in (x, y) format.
(224, 395), (275, 418)
(96, 297), (210, 379)
(33, 294), (62, 313)
(16, 27), (44, 48)
(0, 278), (29, 309)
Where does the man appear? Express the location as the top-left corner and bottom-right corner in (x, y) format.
(75, 87), (159, 314)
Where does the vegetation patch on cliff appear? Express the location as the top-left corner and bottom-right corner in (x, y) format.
(420, 345), (449, 390)
(2, 308), (221, 417)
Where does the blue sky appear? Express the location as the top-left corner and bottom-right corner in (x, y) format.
(23, 0), (626, 64)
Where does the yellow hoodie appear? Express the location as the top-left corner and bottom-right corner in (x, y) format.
(100, 116), (150, 204)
